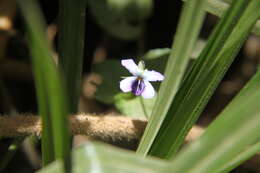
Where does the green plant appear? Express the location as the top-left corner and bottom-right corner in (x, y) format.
(1, 0), (260, 172)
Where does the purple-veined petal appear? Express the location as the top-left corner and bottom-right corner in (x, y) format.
(141, 80), (155, 99)
(143, 70), (164, 81)
(120, 76), (137, 92)
(121, 59), (139, 75)
(131, 79), (145, 96)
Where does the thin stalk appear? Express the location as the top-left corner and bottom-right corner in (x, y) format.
(139, 97), (149, 119)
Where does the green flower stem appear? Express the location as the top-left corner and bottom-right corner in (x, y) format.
(139, 97), (149, 119)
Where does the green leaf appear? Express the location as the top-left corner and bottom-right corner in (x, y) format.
(38, 142), (168, 173)
(190, 39), (206, 59)
(166, 68), (260, 173)
(142, 48), (170, 73)
(148, 0), (260, 159)
(37, 160), (64, 173)
(181, 0), (260, 36)
(137, 0), (207, 156)
(58, 0), (86, 113)
(93, 60), (128, 104)
(142, 48), (170, 60)
(87, 0), (153, 40)
(18, 0), (71, 167)
(217, 142), (260, 173)
(115, 93), (156, 119)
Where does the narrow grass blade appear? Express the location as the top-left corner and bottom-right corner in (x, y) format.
(148, 0), (260, 159)
(58, 0), (86, 113)
(18, 0), (71, 168)
(217, 142), (260, 173)
(166, 69), (260, 173)
(181, 0), (260, 36)
(34, 67), (55, 164)
(137, 0), (207, 155)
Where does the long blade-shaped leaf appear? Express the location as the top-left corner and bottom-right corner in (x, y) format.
(148, 0), (260, 159)
(181, 0), (260, 36)
(217, 142), (260, 173)
(38, 142), (168, 173)
(166, 67), (260, 173)
(33, 64), (55, 164)
(18, 0), (71, 167)
(137, 0), (206, 155)
(58, 0), (86, 113)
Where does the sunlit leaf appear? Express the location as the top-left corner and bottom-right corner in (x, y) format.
(18, 0), (71, 167)
(148, 0), (260, 159)
(38, 142), (168, 173)
(167, 68), (260, 173)
(137, 0), (207, 156)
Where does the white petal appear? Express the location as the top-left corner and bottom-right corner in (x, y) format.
(141, 81), (155, 99)
(143, 70), (164, 81)
(119, 76), (137, 92)
(121, 59), (139, 75)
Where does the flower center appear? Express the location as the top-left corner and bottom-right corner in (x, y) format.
(131, 78), (145, 96)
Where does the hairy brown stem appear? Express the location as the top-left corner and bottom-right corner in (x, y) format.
(1, 114), (259, 171)
(0, 114), (203, 145)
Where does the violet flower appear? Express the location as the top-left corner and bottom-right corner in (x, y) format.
(120, 59), (164, 99)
